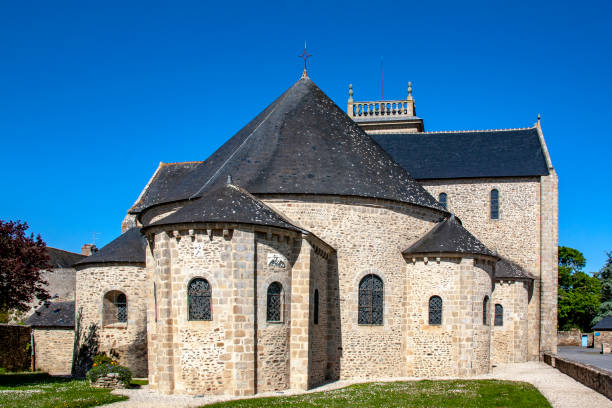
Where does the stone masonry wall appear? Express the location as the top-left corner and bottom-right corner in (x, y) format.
(491, 280), (529, 364)
(262, 195), (441, 379)
(255, 232), (295, 393)
(75, 264), (148, 377)
(593, 331), (612, 350)
(148, 227), (238, 395)
(146, 225), (316, 396)
(0, 324), (31, 371)
(308, 247), (328, 387)
(404, 257), (493, 376)
(539, 170), (558, 355)
(420, 177), (542, 360)
(33, 328), (74, 375)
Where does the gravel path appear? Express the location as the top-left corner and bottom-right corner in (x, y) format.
(107, 362), (611, 407)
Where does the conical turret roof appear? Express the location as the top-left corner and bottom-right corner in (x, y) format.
(131, 77), (445, 213)
(146, 181), (306, 233)
(403, 215), (497, 258)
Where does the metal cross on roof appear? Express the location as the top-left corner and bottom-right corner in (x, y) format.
(299, 42), (311, 78)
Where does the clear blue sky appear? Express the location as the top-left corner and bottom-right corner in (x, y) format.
(0, 1), (610, 272)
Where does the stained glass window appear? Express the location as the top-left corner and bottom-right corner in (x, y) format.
(490, 189), (499, 219)
(188, 278), (212, 321)
(429, 296), (442, 325)
(439, 192), (447, 209)
(314, 289), (319, 325)
(358, 274), (383, 325)
(483, 295), (489, 325)
(267, 282), (282, 322)
(495, 304), (504, 326)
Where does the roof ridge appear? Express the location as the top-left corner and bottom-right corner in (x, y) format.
(421, 126), (535, 134)
(161, 161), (203, 166)
(46, 247), (83, 256)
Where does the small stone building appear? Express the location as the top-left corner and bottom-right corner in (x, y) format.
(69, 72), (557, 396)
(27, 300), (75, 375)
(592, 316), (612, 350)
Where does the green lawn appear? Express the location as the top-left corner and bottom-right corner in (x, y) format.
(204, 380), (551, 408)
(0, 372), (127, 408)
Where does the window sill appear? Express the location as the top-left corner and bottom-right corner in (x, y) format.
(103, 323), (127, 329)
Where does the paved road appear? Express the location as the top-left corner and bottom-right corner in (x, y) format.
(558, 346), (612, 373)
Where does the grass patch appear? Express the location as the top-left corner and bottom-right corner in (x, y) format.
(0, 372), (127, 408)
(130, 379), (148, 387)
(204, 380), (551, 407)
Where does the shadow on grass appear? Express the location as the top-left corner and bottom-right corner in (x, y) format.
(0, 373), (72, 387)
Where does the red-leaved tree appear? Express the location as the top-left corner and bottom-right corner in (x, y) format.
(0, 220), (50, 313)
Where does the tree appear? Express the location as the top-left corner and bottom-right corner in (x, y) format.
(593, 252), (612, 325)
(557, 246), (601, 332)
(0, 220), (50, 319)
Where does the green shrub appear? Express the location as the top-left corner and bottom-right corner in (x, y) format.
(86, 353), (132, 386)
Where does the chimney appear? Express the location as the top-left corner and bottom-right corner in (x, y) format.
(81, 244), (98, 256)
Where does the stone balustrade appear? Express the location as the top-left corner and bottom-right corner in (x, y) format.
(349, 100), (415, 119)
(347, 82), (416, 122)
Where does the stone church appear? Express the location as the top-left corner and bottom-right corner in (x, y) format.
(71, 71), (558, 396)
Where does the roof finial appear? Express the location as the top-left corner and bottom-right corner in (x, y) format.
(227, 174), (233, 185)
(536, 114), (541, 129)
(348, 84), (353, 103)
(299, 41), (312, 78)
(407, 81), (413, 100)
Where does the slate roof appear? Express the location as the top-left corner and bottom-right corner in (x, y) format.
(593, 316), (612, 331)
(131, 161), (202, 213)
(146, 181), (306, 233)
(75, 228), (146, 266)
(26, 300), (75, 327)
(46, 247), (85, 268)
(129, 77), (446, 214)
(403, 215), (497, 258)
(372, 128), (550, 180)
(495, 257), (536, 280)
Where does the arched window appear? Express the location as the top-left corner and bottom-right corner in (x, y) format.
(483, 296), (489, 325)
(267, 282), (283, 322)
(439, 192), (448, 209)
(429, 296), (442, 325)
(495, 304), (504, 326)
(313, 289), (320, 325)
(358, 274), (383, 325)
(490, 189), (499, 219)
(188, 278), (212, 321)
(103, 290), (127, 325)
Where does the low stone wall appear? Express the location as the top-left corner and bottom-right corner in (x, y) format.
(594, 331), (612, 350)
(0, 324), (31, 371)
(33, 328), (75, 375)
(91, 373), (126, 389)
(543, 352), (612, 400)
(558, 329), (581, 346)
